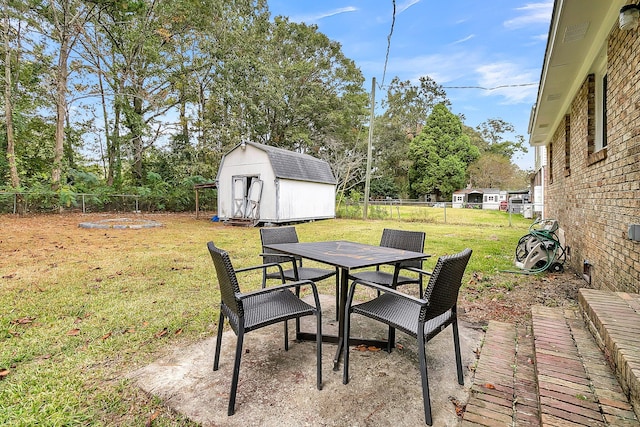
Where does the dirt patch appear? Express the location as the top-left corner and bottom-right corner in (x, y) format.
(459, 270), (586, 324)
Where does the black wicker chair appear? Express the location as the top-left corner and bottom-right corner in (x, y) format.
(343, 248), (472, 426)
(260, 226), (339, 319)
(348, 228), (427, 297)
(348, 229), (427, 348)
(207, 241), (322, 416)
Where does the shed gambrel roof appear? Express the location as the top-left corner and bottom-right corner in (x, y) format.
(245, 142), (336, 185)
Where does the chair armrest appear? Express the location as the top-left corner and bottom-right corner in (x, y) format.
(348, 279), (427, 307)
(235, 262), (286, 285)
(403, 266), (432, 276)
(259, 253), (300, 277)
(236, 279), (322, 309)
(235, 262), (283, 275)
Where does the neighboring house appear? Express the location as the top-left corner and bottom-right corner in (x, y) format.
(528, 1), (640, 292)
(482, 188), (507, 210)
(216, 141), (336, 225)
(452, 189), (482, 208)
(452, 188), (507, 210)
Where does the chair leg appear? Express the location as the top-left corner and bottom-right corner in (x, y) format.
(342, 308), (352, 384)
(418, 334), (433, 426)
(284, 320), (289, 351)
(316, 310), (323, 390)
(387, 326), (396, 353)
(228, 329), (245, 416)
(452, 320), (464, 385)
(335, 274), (340, 321)
(294, 286), (301, 336)
(213, 311), (225, 371)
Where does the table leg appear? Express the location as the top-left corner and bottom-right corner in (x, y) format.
(332, 267), (349, 370)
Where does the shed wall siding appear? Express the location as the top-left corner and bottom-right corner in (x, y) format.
(276, 180), (335, 221)
(545, 25), (640, 293)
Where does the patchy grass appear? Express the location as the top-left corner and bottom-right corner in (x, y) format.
(0, 212), (582, 425)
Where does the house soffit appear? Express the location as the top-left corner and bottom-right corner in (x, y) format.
(528, 0), (626, 147)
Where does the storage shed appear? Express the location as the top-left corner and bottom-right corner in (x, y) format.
(216, 141), (336, 225)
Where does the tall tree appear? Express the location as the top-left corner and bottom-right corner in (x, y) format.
(373, 76), (450, 196)
(2, 0), (19, 189)
(463, 118), (530, 190)
(408, 104), (479, 199)
(476, 118), (527, 159)
(36, 0), (94, 191)
(2, 0), (52, 192)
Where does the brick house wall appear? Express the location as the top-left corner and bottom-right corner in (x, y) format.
(545, 24), (640, 293)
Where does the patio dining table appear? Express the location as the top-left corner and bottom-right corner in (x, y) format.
(262, 240), (430, 370)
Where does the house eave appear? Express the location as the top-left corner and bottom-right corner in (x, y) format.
(528, 0), (627, 147)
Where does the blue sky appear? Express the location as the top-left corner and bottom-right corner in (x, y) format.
(266, 0), (554, 170)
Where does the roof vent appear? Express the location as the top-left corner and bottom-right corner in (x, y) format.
(563, 21), (590, 43)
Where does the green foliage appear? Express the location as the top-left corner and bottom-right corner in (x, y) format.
(408, 104), (480, 199)
(369, 177), (399, 199)
(1, 0), (526, 212)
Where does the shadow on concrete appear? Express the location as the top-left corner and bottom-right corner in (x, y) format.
(129, 295), (484, 426)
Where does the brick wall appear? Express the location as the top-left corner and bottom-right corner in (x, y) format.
(545, 24), (640, 293)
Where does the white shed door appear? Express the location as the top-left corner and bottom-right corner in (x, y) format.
(245, 179), (263, 219)
(232, 177), (247, 218)
(232, 176), (262, 219)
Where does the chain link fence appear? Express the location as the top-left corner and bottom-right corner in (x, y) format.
(0, 191), (217, 215)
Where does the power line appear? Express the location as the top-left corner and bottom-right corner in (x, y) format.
(443, 83), (538, 91)
(380, 0), (395, 88)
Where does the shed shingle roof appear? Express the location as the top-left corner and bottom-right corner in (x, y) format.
(247, 142), (336, 185)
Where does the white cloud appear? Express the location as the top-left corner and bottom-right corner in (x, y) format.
(475, 62), (538, 104)
(296, 7), (358, 23)
(504, 2), (553, 29)
(451, 34), (475, 45)
(397, 0), (421, 14)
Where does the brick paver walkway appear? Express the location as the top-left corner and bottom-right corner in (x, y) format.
(462, 301), (639, 426)
(579, 289), (640, 417)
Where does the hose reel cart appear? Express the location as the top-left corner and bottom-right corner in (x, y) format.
(514, 218), (566, 274)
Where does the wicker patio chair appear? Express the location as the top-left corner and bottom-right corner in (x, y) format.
(260, 226), (339, 319)
(348, 228), (427, 348)
(207, 241), (322, 416)
(348, 228), (427, 297)
(343, 248), (472, 426)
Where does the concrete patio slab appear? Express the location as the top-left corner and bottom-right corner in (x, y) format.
(129, 294), (484, 426)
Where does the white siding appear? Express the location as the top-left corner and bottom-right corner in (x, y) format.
(276, 180), (335, 221)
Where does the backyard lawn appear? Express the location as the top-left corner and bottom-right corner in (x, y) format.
(0, 211), (581, 425)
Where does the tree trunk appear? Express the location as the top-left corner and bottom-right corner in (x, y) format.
(3, 4), (20, 190)
(131, 93), (144, 185)
(51, 38), (69, 192)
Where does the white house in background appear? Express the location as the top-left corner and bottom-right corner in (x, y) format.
(452, 188), (507, 210)
(482, 188), (507, 210)
(216, 141), (336, 225)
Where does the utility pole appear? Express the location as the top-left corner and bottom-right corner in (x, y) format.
(363, 77), (375, 220)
